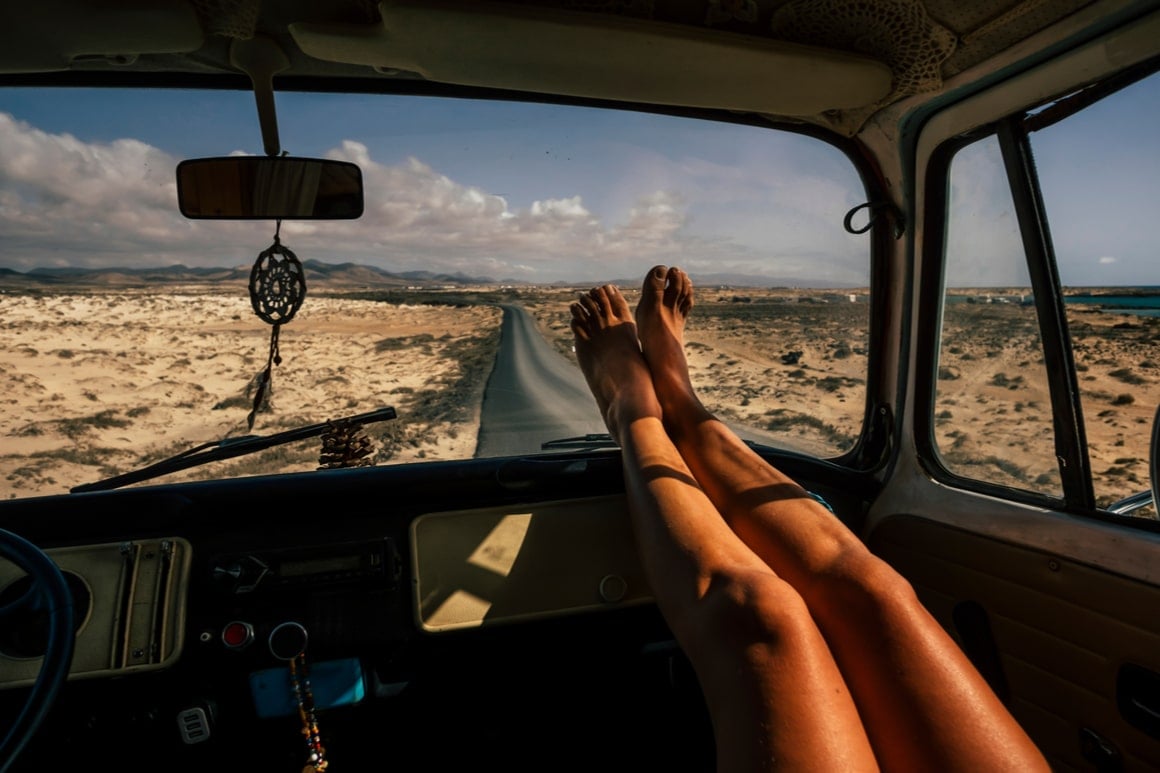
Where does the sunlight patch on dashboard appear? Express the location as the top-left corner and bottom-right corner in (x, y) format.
(411, 496), (653, 633)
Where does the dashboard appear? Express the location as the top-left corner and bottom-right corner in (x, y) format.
(0, 449), (874, 771)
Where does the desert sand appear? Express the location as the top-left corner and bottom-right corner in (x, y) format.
(523, 285), (870, 456)
(0, 290), (500, 497)
(1, 286), (1156, 517)
(937, 295), (1158, 510)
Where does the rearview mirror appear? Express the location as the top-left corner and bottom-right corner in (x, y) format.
(176, 156), (363, 219)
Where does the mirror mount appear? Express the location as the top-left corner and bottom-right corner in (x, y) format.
(229, 35), (290, 157)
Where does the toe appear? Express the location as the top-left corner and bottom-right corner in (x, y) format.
(668, 267), (693, 314)
(593, 285), (618, 318)
(579, 292), (602, 322)
(663, 267), (682, 307)
(642, 265), (668, 294)
(607, 285), (632, 319)
(569, 318), (585, 340)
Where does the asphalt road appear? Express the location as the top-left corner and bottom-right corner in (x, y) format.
(474, 305), (607, 457)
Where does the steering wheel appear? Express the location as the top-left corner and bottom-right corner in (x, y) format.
(0, 529), (74, 773)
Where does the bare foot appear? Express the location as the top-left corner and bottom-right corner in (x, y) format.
(634, 265), (703, 422)
(570, 284), (662, 442)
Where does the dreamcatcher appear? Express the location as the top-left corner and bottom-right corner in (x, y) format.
(247, 220), (306, 430)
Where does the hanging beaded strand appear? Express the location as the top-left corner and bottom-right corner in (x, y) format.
(289, 653), (327, 772)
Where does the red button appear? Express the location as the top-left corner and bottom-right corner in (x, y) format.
(221, 621), (253, 649)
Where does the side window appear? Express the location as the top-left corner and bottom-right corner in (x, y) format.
(1031, 73), (1160, 515)
(936, 137), (1061, 496)
(935, 70), (1160, 519)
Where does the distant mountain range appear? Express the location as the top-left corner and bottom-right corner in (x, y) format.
(0, 261), (508, 290)
(0, 261), (867, 290)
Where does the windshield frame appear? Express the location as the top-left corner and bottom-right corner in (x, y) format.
(0, 75), (890, 498)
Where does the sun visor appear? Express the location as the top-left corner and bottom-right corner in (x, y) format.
(0, 0), (204, 73)
(290, 0), (893, 116)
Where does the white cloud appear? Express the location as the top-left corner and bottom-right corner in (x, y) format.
(530, 196), (589, 218)
(0, 117), (676, 276)
(0, 113), (868, 284)
(306, 141), (690, 277)
(0, 112), (194, 267)
(610, 191), (685, 247)
(1098, 255), (1117, 264)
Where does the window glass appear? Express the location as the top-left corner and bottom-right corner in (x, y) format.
(1030, 72), (1160, 516)
(936, 137), (1061, 496)
(936, 71), (1160, 520)
(0, 88), (870, 498)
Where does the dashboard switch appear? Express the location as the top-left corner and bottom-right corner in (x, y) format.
(221, 621), (254, 650)
(177, 706), (211, 744)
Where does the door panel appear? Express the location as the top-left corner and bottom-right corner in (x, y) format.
(879, 16), (1160, 773)
(869, 513), (1160, 771)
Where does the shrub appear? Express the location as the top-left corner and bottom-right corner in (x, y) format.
(56, 411), (130, 438)
(991, 373), (1023, 388)
(1109, 368), (1145, 385)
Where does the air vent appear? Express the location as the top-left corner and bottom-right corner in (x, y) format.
(115, 539), (182, 668)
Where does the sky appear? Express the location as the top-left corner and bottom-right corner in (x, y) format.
(945, 71), (1160, 289)
(0, 73), (1157, 287)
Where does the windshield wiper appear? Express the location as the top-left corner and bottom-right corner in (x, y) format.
(540, 433), (617, 450)
(71, 407), (397, 494)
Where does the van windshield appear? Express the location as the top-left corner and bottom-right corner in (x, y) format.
(0, 88), (872, 498)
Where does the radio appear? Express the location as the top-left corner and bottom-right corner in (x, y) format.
(209, 538), (396, 594)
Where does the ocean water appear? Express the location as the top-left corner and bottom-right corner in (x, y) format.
(945, 289), (1160, 318)
(1065, 291), (1160, 319)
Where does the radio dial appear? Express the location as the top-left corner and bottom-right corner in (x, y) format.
(269, 621), (308, 661)
(210, 540), (392, 595)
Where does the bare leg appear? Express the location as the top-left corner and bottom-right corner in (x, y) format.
(570, 284), (876, 772)
(634, 265), (1048, 773)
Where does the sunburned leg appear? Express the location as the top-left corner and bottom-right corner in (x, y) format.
(635, 265), (1049, 773)
(571, 284), (877, 773)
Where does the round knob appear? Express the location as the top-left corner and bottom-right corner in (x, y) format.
(599, 574), (627, 603)
(268, 621), (308, 660)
